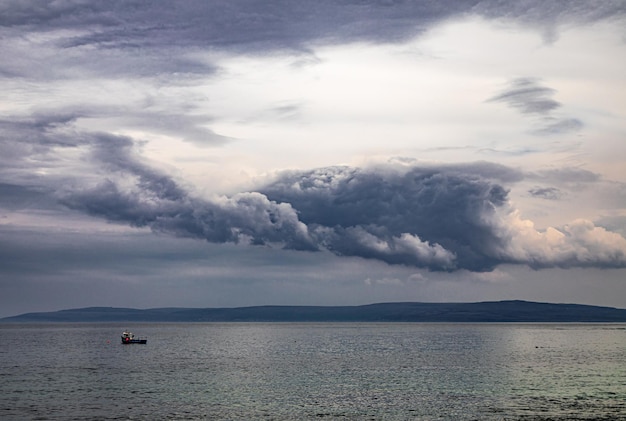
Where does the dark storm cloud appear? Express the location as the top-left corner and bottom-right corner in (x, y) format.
(260, 165), (508, 271)
(51, 141), (626, 272)
(1, 1), (624, 80)
(260, 165), (626, 271)
(62, 183), (318, 251)
(488, 78), (584, 135)
(58, 130), (318, 252)
(1, 107), (622, 272)
(60, 161), (491, 270)
(1, 110), (624, 272)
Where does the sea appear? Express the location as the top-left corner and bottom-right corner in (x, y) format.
(1, 323), (625, 420)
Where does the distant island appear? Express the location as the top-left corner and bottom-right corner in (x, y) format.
(3, 300), (626, 323)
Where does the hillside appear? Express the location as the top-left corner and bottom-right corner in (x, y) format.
(3, 300), (626, 323)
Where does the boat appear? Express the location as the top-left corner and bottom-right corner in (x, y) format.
(121, 330), (147, 344)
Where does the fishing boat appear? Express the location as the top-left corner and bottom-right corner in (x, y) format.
(121, 330), (147, 344)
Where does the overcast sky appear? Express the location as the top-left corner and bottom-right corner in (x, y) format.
(1, 0), (626, 317)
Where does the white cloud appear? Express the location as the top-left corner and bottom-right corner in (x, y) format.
(493, 208), (626, 268)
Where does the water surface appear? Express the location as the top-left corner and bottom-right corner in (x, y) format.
(1, 323), (625, 420)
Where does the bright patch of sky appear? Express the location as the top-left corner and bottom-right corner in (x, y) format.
(115, 17), (623, 194)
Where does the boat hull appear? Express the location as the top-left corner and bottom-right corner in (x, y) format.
(121, 339), (147, 344)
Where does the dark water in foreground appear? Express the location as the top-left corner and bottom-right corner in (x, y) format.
(1, 323), (625, 420)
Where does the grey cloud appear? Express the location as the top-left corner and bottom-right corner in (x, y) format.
(242, 102), (306, 125)
(430, 161), (524, 183)
(0, 27), (216, 81)
(258, 164), (626, 271)
(0, 183), (58, 211)
(528, 186), (562, 200)
(61, 181), (317, 252)
(99, 108), (234, 147)
(3, 1), (623, 46)
(268, 103), (304, 121)
(0, 1), (470, 50)
(56, 160), (504, 271)
(0, 113), (93, 192)
(595, 215), (626, 237)
(2, 1), (624, 80)
(2, 111), (624, 272)
(488, 78), (584, 135)
(473, 0), (626, 43)
(0, 112), (86, 149)
(2, 103), (230, 157)
(532, 118), (584, 136)
(488, 78), (560, 115)
(478, 146), (541, 157)
(530, 167), (601, 184)
(57, 130), (317, 251)
(260, 165), (508, 271)
(137, 114), (233, 147)
(7, 128), (626, 272)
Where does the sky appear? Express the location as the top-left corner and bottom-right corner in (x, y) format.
(1, 0), (626, 317)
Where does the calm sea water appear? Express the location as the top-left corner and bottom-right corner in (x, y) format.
(1, 323), (625, 420)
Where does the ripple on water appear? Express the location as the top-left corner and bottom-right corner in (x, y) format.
(1, 323), (625, 420)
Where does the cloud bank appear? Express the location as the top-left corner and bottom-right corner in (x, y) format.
(2, 1), (624, 81)
(2, 104), (625, 273)
(30, 122), (621, 272)
(261, 165), (626, 271)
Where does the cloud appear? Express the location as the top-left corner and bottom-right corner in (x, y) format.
(261, 165), (626, 271)
(2, 1), (624, 81)
(531, 167), (600, 185)
(595, 215), (626, 237)
(113, 110), (234, 147)
(473, 0), (626, 43)
(319, 226), (457, 270)
(364, 276), (405, 286)
(260, 165), (507, 271)
(0, 107), (230, 177)
(524, 168), (601, 199)
(2, 109), (624, 272)
(532, 118), (583, 136)
(56, 129), (317, 251)
(488, 78), (561, 115)
(528, 187), (562, 200)
(1, 2), (625, 279)
(495, 215), (626, 269)
(488, 78), (583, 135)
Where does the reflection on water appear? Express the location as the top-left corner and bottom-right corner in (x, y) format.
(1, 323), (625, 419)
